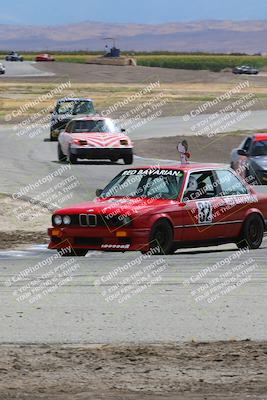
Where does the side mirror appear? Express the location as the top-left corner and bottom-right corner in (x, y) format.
(237, 149), (248, 156)
(121, 128), (126, 132)
(95, 188), (103, 197)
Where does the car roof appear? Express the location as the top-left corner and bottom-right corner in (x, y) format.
(125, 163), (228, 172)
(254, 133), (267, 141)
(57, 98), (93, 102)
(70, 115), (109, 121)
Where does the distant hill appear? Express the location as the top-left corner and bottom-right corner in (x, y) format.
(0, 20), (267, 53)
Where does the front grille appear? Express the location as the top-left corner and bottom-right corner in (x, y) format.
(79, 214), (97, 227)
(69, 214), (126, 228)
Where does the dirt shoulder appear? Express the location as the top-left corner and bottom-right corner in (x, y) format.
(0, 194), (49, 249)
(0, 341), (266, 400)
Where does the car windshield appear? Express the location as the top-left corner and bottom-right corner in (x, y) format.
(56, 100), (94, 115)
(70, 119), (119, 133)
(100, 169), (184, 199)
(251, 140), (267, 156)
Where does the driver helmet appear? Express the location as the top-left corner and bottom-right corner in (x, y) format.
(188, 175), (198, 191)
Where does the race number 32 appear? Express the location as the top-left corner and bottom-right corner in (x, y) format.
(197, 201), (213, 224)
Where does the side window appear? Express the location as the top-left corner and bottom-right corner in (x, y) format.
(183, 170), (216, 201)
(65, 122), (74, 133)
(242, 137), (252, 152)
(216, 170), (248, 196)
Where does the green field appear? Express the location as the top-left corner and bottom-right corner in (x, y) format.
(136, 55), (267, 72)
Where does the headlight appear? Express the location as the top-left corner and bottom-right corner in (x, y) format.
(63, 215), (71, 225)
(53, 215), (62, 225)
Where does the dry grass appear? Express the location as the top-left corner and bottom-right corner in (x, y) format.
(1, 80), (267, 123)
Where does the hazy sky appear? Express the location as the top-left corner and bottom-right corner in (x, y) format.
(1, 0), (267, 25)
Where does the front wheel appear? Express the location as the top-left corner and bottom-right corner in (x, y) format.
(58, 143), (67, 162)
(69, 152), (78, 164)
(236, 214), (264, 250)
(50, 132), (57, 142)
(148, 220), (174, 255)
(123, 153), (133, 165)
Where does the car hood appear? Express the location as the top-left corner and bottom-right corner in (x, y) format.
(70, 132), (131, 145)
(55, 197), (177, 216)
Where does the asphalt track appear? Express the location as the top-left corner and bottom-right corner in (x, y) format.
(0, 242), (266, 343)
(131, 110), (267, 140)
(0, 60), (54, 77)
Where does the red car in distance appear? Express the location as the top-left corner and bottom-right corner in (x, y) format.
(48, 164), (267, 256)
(35, 53), (55, 62)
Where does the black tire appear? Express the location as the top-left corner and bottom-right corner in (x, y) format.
(123, 153), (133, 165)
(58, 143), (67, 162)
(148, 219), (174, 255)
(57, 248), (88, 257)
(236, 214), (264, 250)
(50, 133), (57, 142)
(69, 152), (78, 164)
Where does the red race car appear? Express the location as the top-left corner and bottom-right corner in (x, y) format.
(48, 164), (267, 256)
(35, 53), (55, 62)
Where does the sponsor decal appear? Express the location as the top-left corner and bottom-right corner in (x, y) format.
(101, 244), (131, 249)
(122, 169), (183, 177)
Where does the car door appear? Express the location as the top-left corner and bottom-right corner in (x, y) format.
(232, 136), (252, 175)
(212, 169), (254, 238)
(180, 169), (222, 242)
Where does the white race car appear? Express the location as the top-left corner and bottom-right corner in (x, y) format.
(0, 63), (6, 74)
(57, 116), (133, 164)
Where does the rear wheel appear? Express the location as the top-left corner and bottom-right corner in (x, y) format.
(236, 214), (264, 250)
(58, 143), (67, 162)
(57, 248), (88, 257)
(148, 220), (174, 255)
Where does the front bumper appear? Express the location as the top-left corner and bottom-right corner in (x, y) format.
(70, 147), (133, 160)
(48, 226), (150, 252)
